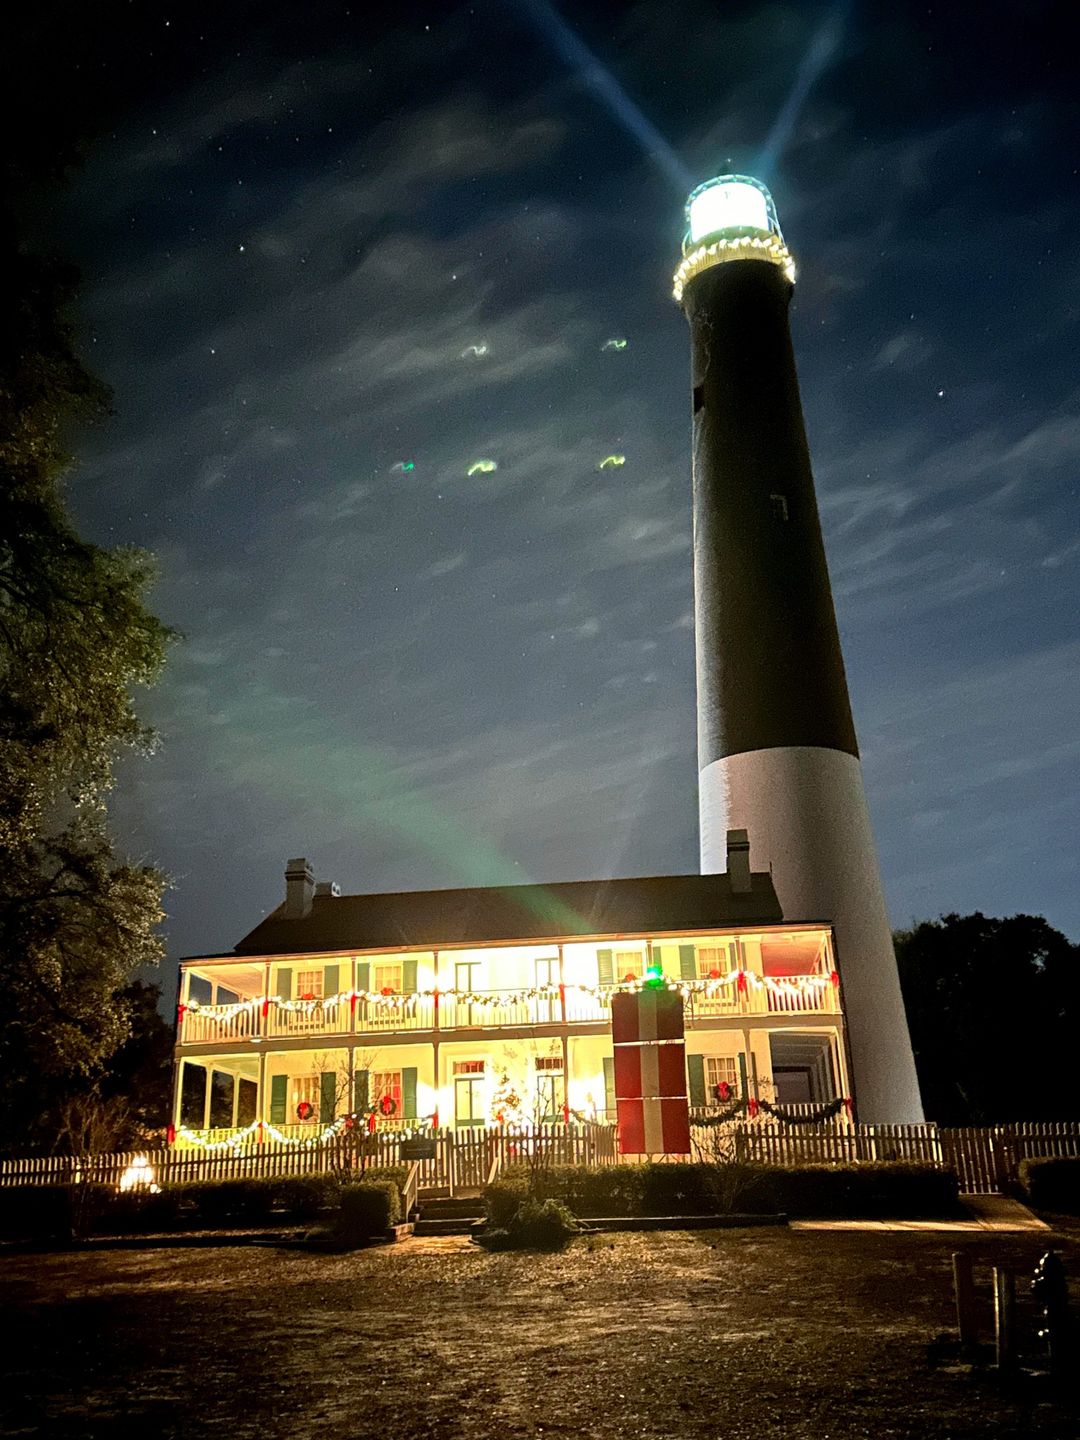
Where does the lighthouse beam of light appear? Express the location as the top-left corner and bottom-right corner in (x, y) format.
(509, 0), (693, 192)
(756, 1), (852, 181)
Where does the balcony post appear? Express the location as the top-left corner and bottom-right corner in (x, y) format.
(557, 943), (566, 1025)
(171, 1057), (185, 1139)
(257, 1050), (268, 1134)
(432, 950), (440, 1127)
(261, 960), (271, 1039)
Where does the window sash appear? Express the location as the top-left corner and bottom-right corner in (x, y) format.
(614, 951), (644, 980)
(292, 1074), (321, 1119)
(705, 1056), (739, 1093)
(696, 945), (732, 978)
(373, 962), (403, 994)
(295, 970), (324, 999)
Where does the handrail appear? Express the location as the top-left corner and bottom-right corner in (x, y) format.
(403, 1161), (420, 1223)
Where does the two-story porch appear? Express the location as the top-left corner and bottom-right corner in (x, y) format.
(173, 923), (851, 1143)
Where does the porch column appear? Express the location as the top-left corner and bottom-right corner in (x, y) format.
(262, 960), (271, 1038)
(558, 944), (569, 1120)
(832, 1027), (853, 1104)
(432, 949), (440, 1128)
(257, 1050), (268, 1127)
(171, 1057), (185, 1135)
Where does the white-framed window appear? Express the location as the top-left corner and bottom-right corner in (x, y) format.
(614, 950), (644, 981)
(292, 1074), (321, 1120)
(453, 1059), (485, 1075)
(296, 969), (323, 1001)
(534, 1055), (564, 1121)
(454, 1059), (486, 1128)
(705, 1055), (739, 1098)
(372, 1070), (402, 1114)
(373, 961), (403, 994)
(697, 944), (733, 978)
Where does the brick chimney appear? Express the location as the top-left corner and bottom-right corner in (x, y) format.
(284, 857), (315, 918)
(726, 829), (751, 893)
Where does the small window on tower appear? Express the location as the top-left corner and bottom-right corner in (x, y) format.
(770, 493), (789, 522)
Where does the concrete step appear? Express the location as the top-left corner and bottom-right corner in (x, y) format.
(412, 1216), (482, 1237)
(417, 1197), (485, 1219)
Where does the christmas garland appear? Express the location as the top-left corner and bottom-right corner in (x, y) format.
(692, 1096), (850, 1127)
(179, 970), (841, 1026)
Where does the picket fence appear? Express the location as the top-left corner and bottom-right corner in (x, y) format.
(2, 1120), (1078, 1196)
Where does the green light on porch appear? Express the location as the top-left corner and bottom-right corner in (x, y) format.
(644, 959), (664, 988)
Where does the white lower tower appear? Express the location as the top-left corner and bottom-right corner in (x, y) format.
(675, 176), (923, 1123)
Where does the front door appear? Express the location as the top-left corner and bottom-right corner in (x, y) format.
(535, 956), (559, 1023)
(455, 1076), (485, 1128)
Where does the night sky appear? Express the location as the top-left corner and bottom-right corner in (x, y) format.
(30, 1), (1080, 985)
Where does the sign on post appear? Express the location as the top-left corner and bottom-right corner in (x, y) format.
(399, 1137), (437, 1162)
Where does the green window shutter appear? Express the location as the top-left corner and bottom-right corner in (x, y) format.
(679, 944), (697, 980)
(353, 1069), (370, 1115)
(276, 968), (292, 1001)
(323, 964), (340, 997)
(402, 1067), (417, 1119)
(319, 1071), (337, 1125)
(269, 1074), (287, 1124)
(597, 948), (614, 986)
(356, 961), (370, 993)
(402, 958), (418, 993)
(603, 1055), (616, 1118)
(687, 1053), (706, 1107)
(651, 943), (663, 974)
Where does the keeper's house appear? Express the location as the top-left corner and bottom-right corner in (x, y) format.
(172, 833), (852, 1143)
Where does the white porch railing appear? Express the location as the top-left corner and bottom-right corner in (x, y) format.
(178, 977), (839, 1046)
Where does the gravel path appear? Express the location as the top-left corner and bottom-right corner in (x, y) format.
(2, 1226), (1078, 1438)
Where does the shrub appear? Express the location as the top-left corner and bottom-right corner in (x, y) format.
(185, 1178), (279, 1227)
(333, 1180), (402, 1245)
(274, 1174), (341, 1221)
(0, 1185), (73, 1242)
(477, 1198), (581, 1252)
(484, 1160), (958, 1222)
(360, 1165), (408, 1213)
(102, 1187), (188, 1234)
(1018, 1158), (1080, 1214)
(747, 1162), (959, 1218)
(485, 1174), (531, 1227)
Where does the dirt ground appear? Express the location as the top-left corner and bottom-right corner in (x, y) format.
(2, 1225), (1079, 1439)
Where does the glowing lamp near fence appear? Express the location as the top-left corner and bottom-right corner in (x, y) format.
(118, 1155), (160, 1194)
(643, 958), (665, 989)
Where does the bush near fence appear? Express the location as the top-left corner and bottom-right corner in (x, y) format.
(485, 1161), (959, 1223)
(332, 1180), (402, 1245)
(0, 1166), (410, 1241)
(1017, 1157), (1080, 1214)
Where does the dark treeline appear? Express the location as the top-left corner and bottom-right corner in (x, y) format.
(895, 912), (1080, 1126)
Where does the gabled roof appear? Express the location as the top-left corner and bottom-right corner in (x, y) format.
(219, 872), (783, 960)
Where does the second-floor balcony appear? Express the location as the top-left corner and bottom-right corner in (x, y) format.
(178, 970), (841, 1047)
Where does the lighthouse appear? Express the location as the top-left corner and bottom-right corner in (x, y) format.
(674, 175), (923, 1123)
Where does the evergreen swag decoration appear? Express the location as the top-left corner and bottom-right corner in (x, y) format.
(694, 1096), (848, 1127)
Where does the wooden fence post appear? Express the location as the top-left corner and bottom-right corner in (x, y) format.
(994, 1267), (1016, 1371)
(952, 1252), (978, 1349)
